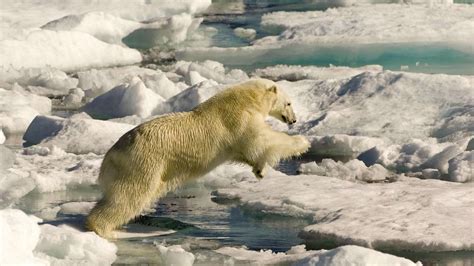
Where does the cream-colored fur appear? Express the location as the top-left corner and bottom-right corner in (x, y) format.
(86, 79), (310, 237)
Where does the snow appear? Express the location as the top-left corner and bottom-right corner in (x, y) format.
(23, 115), (134, 155)
(215, 173), (474, 252)
(174, 60), (249, 85)
(0, 87), (51, 137)
(0, 29), (142, 73)
(82, 77), (165, 119)
(216, 244), (420, 265)
(259, 4), (474, 45)
(155, 244), (195, 266)
(254, 64), (383, 81)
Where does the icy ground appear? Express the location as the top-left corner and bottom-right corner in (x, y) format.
(1, 0), (473, 265)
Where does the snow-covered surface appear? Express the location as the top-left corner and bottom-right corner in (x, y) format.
(215, 173), (474, 252)
(259, 4), (474, 45)
(448, 151), (474, 182)
(0, 208), (117, 265)
(23, 115), (134, 154)
(216, 244), (420, 266)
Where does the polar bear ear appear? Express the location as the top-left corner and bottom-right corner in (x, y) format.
(267, 85), (277, 93)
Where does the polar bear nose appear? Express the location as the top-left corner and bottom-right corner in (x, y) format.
(289, 119), (296, 125)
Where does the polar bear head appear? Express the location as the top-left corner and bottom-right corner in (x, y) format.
(267, 85), (297, 125)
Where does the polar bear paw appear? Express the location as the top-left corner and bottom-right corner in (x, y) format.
(293, 135), (311, 154)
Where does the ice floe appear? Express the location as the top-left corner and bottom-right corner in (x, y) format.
(215, 172), (474, 252)
(0, 208), (117, 265)
(155, 243), (195, 266)
(216, 244), (420, 265)
(259, 4), (474, 45)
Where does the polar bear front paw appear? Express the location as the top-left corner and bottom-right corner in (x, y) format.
(252, 165), (267, 179)
(293, 135), (311, 154)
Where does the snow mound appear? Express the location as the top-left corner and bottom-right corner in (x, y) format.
(0, 87), (51, 137)
(0, 29), (141, 73)
(215, 173), (474, 252)
(175, 60), (249, 85)
(155, 244), (195, 266)
(82, 77), (165, 119)
(24, 115), (133, 155)
(308, 135), (385, 157)
(259, 4), (474, 45)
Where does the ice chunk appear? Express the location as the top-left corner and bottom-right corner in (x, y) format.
(63, 88), (85, 106)
(0, 171), (36, 208)
(295, 245), (420, 266)
(307, 135), (385, 157)
(0, 87), (51, 137)
(0, 209), (46, 265)
(155, 244), (195, 266)
(23, 115), (133, 155)
(215, 244), (320, 265)
(448, 151), (473, 182)
(35, 224), (117, 265)
(0, 129), (5, 144)
(233, 27), (256, 40)
(82, 77), (165, 119)
(0, 29), (142, 73)
(174, 60), (249, 85)
(298, 159), (389, 182)
(42, 12), (143, 45)
(215, 173), (474, 252)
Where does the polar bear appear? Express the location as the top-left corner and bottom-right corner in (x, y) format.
(86, 79), (310, 237)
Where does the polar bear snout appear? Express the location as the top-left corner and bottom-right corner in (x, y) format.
(282, 115), (296, 125)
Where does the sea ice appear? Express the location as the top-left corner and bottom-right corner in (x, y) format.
(215, 172), (474, 252)
(233, 27), (257, 40)
(298, 160), (390, 182)
(23, 115), (133, 154)
(448, 151), (474, 182)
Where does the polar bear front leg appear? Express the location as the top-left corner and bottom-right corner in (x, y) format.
(249, 130), (310, 178)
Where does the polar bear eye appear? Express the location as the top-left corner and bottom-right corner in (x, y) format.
(287, 103), (291, 106)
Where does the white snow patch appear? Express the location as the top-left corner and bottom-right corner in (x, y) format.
(448, 151), (474, 182)
(298, 160), (390, 182)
